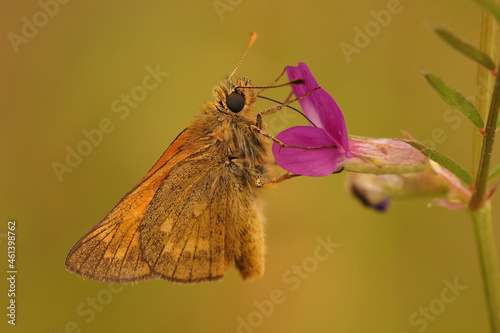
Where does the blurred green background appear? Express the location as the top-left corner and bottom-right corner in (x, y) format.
(1, 1), (500, 332)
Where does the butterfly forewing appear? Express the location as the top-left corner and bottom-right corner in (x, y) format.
(65, 130), (214, 282)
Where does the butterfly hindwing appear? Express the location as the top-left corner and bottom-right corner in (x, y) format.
(139, 153), (266, 283)
(139, 155), (228, 282)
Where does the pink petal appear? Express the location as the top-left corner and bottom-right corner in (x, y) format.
(286, 63), (350, 155)
(272, 126), (346, 177)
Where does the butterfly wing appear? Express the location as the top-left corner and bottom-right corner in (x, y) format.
(139, 153), (265, 283)
(139, 154), (227, 282)
(65, 129), (214, 282)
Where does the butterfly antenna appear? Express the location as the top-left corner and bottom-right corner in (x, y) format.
(229, 31), (257, 80)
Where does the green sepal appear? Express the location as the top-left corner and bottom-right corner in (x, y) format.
(403, 140), (473, 185)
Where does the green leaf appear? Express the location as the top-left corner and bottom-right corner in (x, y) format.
(404, 140), (473, 185)
(433, 26), (495, 70)
(489, 162), (500, 180)
(471, 0), (500, 23)
(423, 73), (485, 129)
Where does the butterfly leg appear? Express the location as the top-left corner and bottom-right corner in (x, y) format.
(255, 87), (320, 128)
(256, 173), (300, 188)
(267, 66), (288, 87)
(257, 87), (320, 118)
(254, 66), (303, 91)
(250, 125), (336, 150)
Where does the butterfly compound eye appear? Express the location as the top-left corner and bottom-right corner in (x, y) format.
(226, 92), (245, 113)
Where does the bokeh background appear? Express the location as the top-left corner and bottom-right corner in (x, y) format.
(2, 1), (500, 332)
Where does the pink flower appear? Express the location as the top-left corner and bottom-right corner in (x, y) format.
(272, 63), (428, 178)
(272, 62), (352, 177)
(272, 63), (471, 212)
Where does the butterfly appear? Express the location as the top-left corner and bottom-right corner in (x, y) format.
(65, 33), (309, 283)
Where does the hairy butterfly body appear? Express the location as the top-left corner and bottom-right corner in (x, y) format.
(65, 77), (273, 283)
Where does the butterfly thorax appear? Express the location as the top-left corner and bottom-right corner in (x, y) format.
(186, 78), (271, 188)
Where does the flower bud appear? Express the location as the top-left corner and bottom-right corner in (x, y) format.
(346, 160), (472, 211)
(341, 136), (429, 174)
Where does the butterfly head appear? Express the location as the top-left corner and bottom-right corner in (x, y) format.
(213, 77), (258, 118)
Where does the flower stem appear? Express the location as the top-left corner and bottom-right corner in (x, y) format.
(469, 62), (500, 210)
(470, 204), (500, 333)
(469, 8), (500, 333)
(473, 9), (497, 175)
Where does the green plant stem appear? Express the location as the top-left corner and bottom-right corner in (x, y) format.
(469, 8), (500, 333)
(474, 9), (497, 175)
(470, 204), (500, 333)
(469, 62), (500, 210)
(470, 8), (500, 333)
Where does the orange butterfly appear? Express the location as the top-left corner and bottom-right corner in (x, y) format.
(65, 33), (310, 283)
